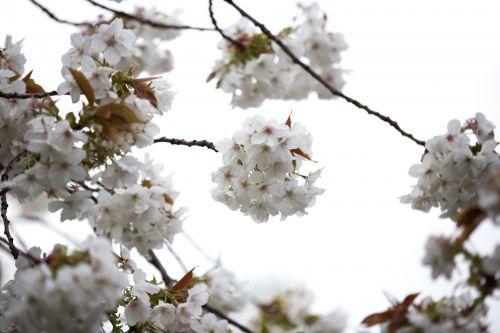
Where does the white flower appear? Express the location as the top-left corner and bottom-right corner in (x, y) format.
(191, 313), (230, 333)
(61, 33), (94, 68)
(91, 18), (136, 65)
(48, 190), (94, 221)
(422, 236), (456, 279)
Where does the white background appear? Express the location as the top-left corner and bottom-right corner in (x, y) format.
(1, 0), (500, 331)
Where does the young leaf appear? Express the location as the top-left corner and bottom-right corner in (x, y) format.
(22, 70), (45, 93)
(69, 68), (95, 105)
(171, 268), (196, 292)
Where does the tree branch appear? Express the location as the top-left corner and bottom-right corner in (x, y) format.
(147, 249), (176, 288)
(221, 0), (426, 147)
(154, 137), (218, 152)
(203, 304), (255, 333)
(84, 0), (215, 32)
(27, 0), (93, 27)
(0, 153), (28, 260)
(208, 0), (244, 49)
(0, 90), (59, 99)
(1, 192), (18, 259)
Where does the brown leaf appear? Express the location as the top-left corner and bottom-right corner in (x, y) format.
(361, 311), (393, 326)
(22, 70), (45, 93)
(361, 293), (419, 328)
(133, 80), (158, 109)
(291, 148), (312, 161)
(401, 293), (419, 309)
(285, 113), (292, 128)
(163, 193), (174, 206)
(96, 103), (142, 124)
(171, 268), (196, 292)
(69, 68), (95, 105)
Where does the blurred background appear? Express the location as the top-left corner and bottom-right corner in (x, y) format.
(1, 0), (500, 331)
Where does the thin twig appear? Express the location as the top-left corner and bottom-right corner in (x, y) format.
(154, 137), (218, 152)
(85, 0), (215, 32)
(181, 230), (216, 265)
(164, 240), (188, 273)
(147, 250), (176, 288)
(0, 90), (59, 99)
(222, 0), (426, 147)
(0, 237), (41, 264)
(209, 0), (244, 49)
(27, 0), (93, 27)
(203, 304), (255, 333)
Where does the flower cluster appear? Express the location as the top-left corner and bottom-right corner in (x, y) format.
(209, 2), (347, 109)
(401, 113), (500, 220)
(371, 293), (488, 333)
(0, 36), (32, 173)
(0, 238), (128, 333)
(1, 20), (183, 256)
(106, 258), (231, 333)
(88, 155), (186, 254)
(253, 288), (346, 333)
(212, 115), (324, 222)
(199, 262), (249, 313)
(126, 7), (182, 75)
(85, 7), (182, 75)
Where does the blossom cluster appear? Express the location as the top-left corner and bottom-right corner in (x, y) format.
(253, 288), (346, 333)
(0, 19), (184, 257)
(0, 36), (31, 173)
(86, 6), (182, 75)
(0, 238), (128, 333)
(212, 115), (324, 222)
(209, 2), (347, 109)
(108, 253), (231, 333)
(88, 155), (186, 254)
(199, 261), (249, 313)
(401, 113), (500, 220)
(370, 293), (488, 333)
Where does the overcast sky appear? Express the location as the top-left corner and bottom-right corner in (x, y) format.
(1, 0), (500, 331)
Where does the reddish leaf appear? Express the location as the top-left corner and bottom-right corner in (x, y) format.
(291, 148), (312, 161)
(362, 311), (393, 326)
(69, 68), (95, 105)
(133, 80), (158, 109)
(285, 113), (292, 128)
(22, 70), (45, 93)
(171, 268), (195, 292)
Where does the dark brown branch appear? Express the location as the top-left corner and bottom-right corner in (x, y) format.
(154, 137), (218, 152)
(27, 0), (93, 27)
(222, 0), (426, 147)
(85, 0), (215, 32)
(1, 192), (18, 259)
(147, 250), (176, 288)
(0, 153), (28, 260)
(203, 304), (255, 333)
(0, 237), (41, 264)
(0, 90), (59, 99)
(209, 0), (244, 49)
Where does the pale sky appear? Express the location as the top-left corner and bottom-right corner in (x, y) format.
(1, 0), (500, 331)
